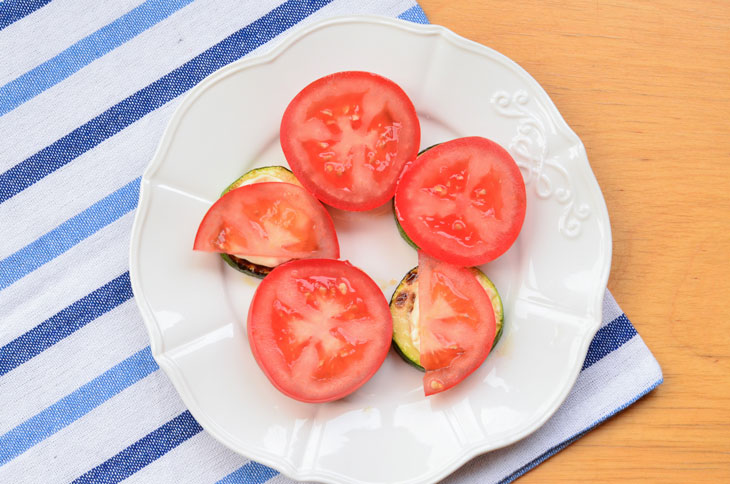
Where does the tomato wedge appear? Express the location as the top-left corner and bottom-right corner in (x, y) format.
(247, 259), (392, 403)
(395, 137), (526, 266)
(280, 71), (421, 211)
(193, 182), (339, 260)
(418, 252), (496, 396)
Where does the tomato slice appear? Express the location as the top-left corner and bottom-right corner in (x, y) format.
(418, 252), (496, 396)
(193, 182), (339, 260)
(395, 137), (526, 266)
(247, 259), (392, 402)
(280, 71), (421, 211)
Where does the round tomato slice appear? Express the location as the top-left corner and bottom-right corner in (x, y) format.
(280, 71), (421, 211)
(247, 259), (392, 403)
(193, 182), (339, 260)
(418, 252), (496, 396)
(395, 137), (526, 266)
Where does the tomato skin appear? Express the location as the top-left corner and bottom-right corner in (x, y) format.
(247, 259), (392, 403)
(193, 182), (339, 261)
(280, 71), (421, 211)
(395, 137), (526, 266)
(418, 252), (496, 396)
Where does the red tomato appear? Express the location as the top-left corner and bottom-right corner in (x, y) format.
(418, 252), (496, 396)
(193, 182), (339, 260)
(247, 259), (393, 402)
(280, 71), (421, 211)
(395, 137), (526, 266)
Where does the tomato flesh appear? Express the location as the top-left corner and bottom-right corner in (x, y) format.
(395, 137), (526, 266)
(418, 252), (496, 396)
(193, 182), (339, 260)
(247, 259), (392, 402)
(281, 71), (420, 211)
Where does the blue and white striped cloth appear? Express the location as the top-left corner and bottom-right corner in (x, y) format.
(0, 1), (662, 483)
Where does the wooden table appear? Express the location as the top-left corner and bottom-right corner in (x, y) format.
(418, 0), (730, 481)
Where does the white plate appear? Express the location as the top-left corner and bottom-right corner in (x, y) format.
(129, 16), (611, 484)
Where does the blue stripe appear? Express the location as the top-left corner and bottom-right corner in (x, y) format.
(71, 410), (202, 484)
(0, 347), (158, 465)
(0, 272), (133, 377)
(397, 4), (429, 24)
(0, 178), (140, 290)
(498, 377), (663, 484)
(0, 0), (194, 116)
(217, 461), (279, 484)
(0, 0), (52, 30)
(0, 0), (334, 204)
(582, 314), (637, 370)
(498, 432), (588, 484)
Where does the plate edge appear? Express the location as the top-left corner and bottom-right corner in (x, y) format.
(127, 14), (613, 484)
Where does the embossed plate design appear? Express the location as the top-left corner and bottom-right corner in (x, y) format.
(129, 16), (612, 484)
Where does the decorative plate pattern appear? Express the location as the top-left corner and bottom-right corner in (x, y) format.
(492, 90), (592, 238)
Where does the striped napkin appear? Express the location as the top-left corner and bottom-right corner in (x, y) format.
(0, 1), (662, 483)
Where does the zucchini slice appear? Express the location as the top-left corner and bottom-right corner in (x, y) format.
(389, 266), (504, 370)
(219, 166), (301, 278)
(221, 165), (300, 196)
(220, 253), (276, 279)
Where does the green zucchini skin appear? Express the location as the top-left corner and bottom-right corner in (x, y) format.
(219, 166), (300, 278)
(220, 165), (299, 196)
(389, 265), (505, 371)
(393, 339), (425, 371)
(393, 145), (440, 250)
(472, 268), (505, 349)
(220, 253), (273, 279)
(418, 144), (439, 156)
(393, 201), (420, 250)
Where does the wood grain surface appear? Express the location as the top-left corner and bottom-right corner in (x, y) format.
(417, 0), (730, 482)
